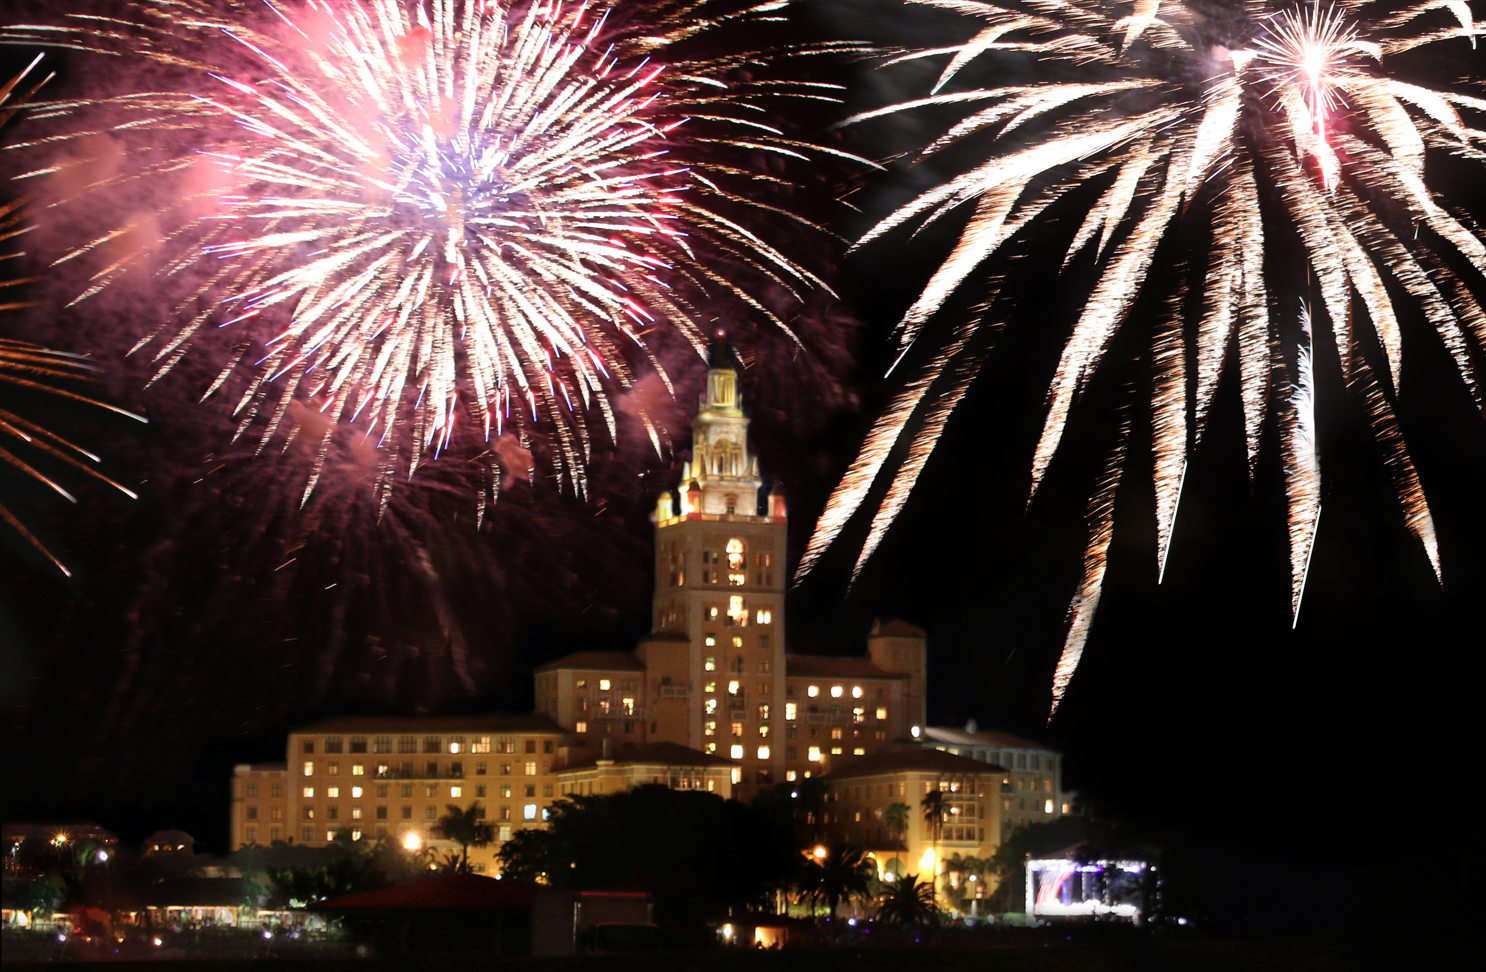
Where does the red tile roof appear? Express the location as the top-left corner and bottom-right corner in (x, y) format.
(821, 748), (1006, 780)
(312, 874), (537, 911)
(533, 651), (647, 673)
(293, 713), (565, 735)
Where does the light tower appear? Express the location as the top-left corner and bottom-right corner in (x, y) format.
(640, 336), (787, 799)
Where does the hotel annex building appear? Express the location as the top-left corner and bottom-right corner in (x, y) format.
(231, 342), (1066, 876)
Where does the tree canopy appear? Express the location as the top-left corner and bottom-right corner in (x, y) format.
(496, 784), (799, 932)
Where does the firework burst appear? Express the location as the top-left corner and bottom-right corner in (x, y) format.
(2, 0), (865, 509)
(798, 0), (1486, 714)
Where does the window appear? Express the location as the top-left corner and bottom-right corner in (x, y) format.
(376, 784), (388, 798)
(622, 697), (635, 715)
(830, 685), (844, 698)
(246, 806), (258, 820)
(450, 762), (463, 777)
(730, 744), (745, 759)
(524, 761), (537, 776)
(349, 737), (367, 753)
(398, 736), (416, 754)
(246, 783), (259, 798)
(302, 740), (315, 755)
(785, 702), (797, 721)
(499, 805), (511, 820)
(325, 737), (343, 754)
(575, 679), (587, 690)
(852, 747), (866, 756)
(831, 727), (843, 739)
(500, 763), (511, 776)
(728, 572), (745, 586)
(727, 538), (745, 569)
(450, 786), (462, 798)
(876, 707), (888, 721)
(597, 678), (612, 691)
(426, 761), (439, 776)
(499, 825), (512, 842)
(704, 681), (717, 693)
(270, 827), (282, 841)
(472, 736), (491, 754)
(303, 806), (316, 820)
(425, 784), (437, 797)
(500, 784), (512, 798)
(543, 784), (554, 797)
(704, 721), (717, 736)
(807, 685), (819, 698)
(732, 635), (744, 649)
(245, 826), (257, 843)
(544, 741), (554, 754)
(758, 704), (770, 721)
(727, 595), (748, 626)
(303, 761), (314, 776)
(728, 680), (740, 695)
(270, 806), (283, 820)
(706, 742), (717, 753)
(757, 745), (770, 760)
(376, 806), (388, 820)
(575, 721), (588, 733)
(851, 686), (863, 699)
(523, 804), (538, 821)
(327, 762), (340, 776)
(807, 746), (822, 761)
(401, 784), (413, 798)
(402, 806), (412, 819)
(448, 737), (464, 754)
(852, 707), (865, 724)
(425, 806), (437, 819)
(302, 826), (314, 843)
(303, 787), (315, 798)
(830, 746), (843, 755)
(475, 761), (487, 776)
(352, 764), (365, 776)
(756, 608), (772, 625)
(705, 698), (718, 715)
(351, 786), (363, 798)
(1045, 799), (1055, 814)
(731, 721), (744, 737)
(525, 739), (537, 754)
(423, 737), (441, 754)
(705, 637), (717, 651)
(374, 736), (392, 754)
(476, 784), (486, 798)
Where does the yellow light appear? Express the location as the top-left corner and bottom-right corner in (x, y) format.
(807, 746), (821, 762)
(851, 686), (863, 699)
(403, 833), (421, 851)
(920, 848), (937, 874)
(807, 685), (819, 697)
(813, 845), (827, 860)
(598, 679), (611, 691)
(730, 744), (744, 759)
(830, 685), (843, 698)
(721, 923), (734, 941)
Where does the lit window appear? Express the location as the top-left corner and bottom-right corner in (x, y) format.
(451, 786), (462, 798)
(758, 724), (770, 738)
(705, 681), (717, 693)
(786, 771), (797, 782)
(706, 742), (717, 753)
(853, 707), (866, 724)
(831, 746), (843, 755)
(576, 679), (587, 689)
(785, 702), (797, 720)
(830, 685), (844, 698)
(523, 804), (537, 820)
(327, 787), (339, 798)
(622, 697), (635, 715)
(351, 786), (363, 798)
(757, 746), (770, 760)
(726, 538), (745, 569)
(709, 608), (719, 620)
(327, 762), (339, 776)
(730, 744), (745, 759)
(731, 768), (742, 785)
(704, 653), (716, 669)
(525, 761), (537, 776)
(727, 596), (748, 626)
(303, 761), (314, 777)
(704, 721), (717, 736)
(876, 707), (888, 720)
(732, 636), (743, 648)
(851, 686), (863, 699)
(575, 721), (587, 733)
(831, 727), (843, 739)
(756, 609), (772, 624)
(728, 573), (745, 586)
(728, 680), (740, 695)
(303, 787), (314, 798)
(807, 685), (819, 698)
(758, 704), (770, 721)
(352, 764), (365, 776)
(853, 747), (866, 756)
(448, 740), (462, 754)
(807, 747), (821, 761)
(731, 722), (744, 737)
(1045, 799), (1055, 814)
(596, 678), (611, 691)
(705, 698), (718, 715)
(351, 806), (363, 820)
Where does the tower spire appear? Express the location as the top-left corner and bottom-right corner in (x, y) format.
(688, 332), (760, 515)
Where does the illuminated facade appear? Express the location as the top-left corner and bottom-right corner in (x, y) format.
(912, 723), (1068, 833)
(534, 339), (928, 802)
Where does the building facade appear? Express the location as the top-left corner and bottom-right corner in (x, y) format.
(911, 723), (1068, 834)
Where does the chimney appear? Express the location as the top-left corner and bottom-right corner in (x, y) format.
(965, 719), (978, 735)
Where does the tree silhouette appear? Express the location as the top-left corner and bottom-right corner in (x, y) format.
(884, 802), (910, 850)
(800, 842), (873, 918)
(876, 872), (938, 927)
(433, 802), (494, 874)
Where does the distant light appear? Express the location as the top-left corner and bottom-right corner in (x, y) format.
(262, 931), (272, 940)
(403, 833), (421, 851)
(97, 850), (109, 862)
(813, 845), (827, 860)
(790, 791), (798, 799)
(919, 848), (936, 874)
(847, 918), (857, 926)
(911, 725), (921, 738)
(153, 938), (163, 946)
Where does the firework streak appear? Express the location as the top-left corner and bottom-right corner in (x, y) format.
(795, 1), (1485, 713)
(2, 1), (867, 508)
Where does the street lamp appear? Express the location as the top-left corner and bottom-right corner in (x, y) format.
(403, 833), (421, 851)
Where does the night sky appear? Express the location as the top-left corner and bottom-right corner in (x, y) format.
(3, 0), (1483, 938)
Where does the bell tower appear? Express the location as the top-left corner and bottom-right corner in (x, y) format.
(641, 336), (787, 801)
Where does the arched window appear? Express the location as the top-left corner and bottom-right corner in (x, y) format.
(726, 538), (745, 570)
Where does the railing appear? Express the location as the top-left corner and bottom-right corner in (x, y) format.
(659, 686), (689, 698)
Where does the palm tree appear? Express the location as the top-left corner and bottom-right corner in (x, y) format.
(875, 872), (938, 927)
(433, 801), (494, 873)
(884, 802), (910, 851)
(920, 789), (945, 909)
(802, 843), (874, 919)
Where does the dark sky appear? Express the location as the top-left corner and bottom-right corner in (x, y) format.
(3, 0), (1484, 938)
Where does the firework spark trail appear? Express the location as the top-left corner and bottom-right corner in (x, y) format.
(1284, 304), (1321, 628)
(799, 0), (1485, 711)
(2, 1), (867, 508)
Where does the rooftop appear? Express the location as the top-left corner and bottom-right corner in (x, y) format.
(560, 741), (738, 772)
(871, 619), (927, 638)
(533, 651), (647, 674)
(919, 724), (1062, 753)
(293, 713), (566, 735)
(784, 656), (906, 680)
(822, 748), (1005, 781)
